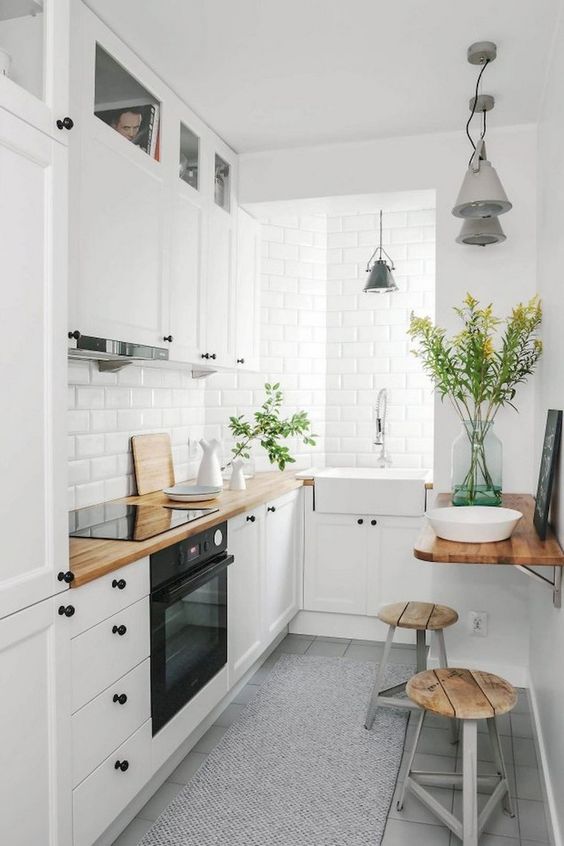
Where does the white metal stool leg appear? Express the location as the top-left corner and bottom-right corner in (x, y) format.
(396, 708), (425, 811)
(364, 624), (395, 729)
(462, 719), (479, 846)
(435, 629), (459, 745)
(486, 717), (515, 817)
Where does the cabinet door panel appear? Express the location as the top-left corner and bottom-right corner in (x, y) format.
(304, 515), (367, 614)
(204, 207), (234, 365)
(265, 490), (300, 639)
(168, 190), (204, 360)
(369, 516), (428, 615)
(0, 107), (67, 618)
(228, 509), (264, 685)
(0, 598), (71, 846)
(235, 208), (261, 370)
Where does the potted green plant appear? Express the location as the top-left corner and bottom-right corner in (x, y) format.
(228, 383), (316, 484)
(409, 294), (542, 506)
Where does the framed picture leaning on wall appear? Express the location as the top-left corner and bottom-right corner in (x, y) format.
(534, 409), (563, 540)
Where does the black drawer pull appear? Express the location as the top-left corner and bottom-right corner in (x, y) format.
(112, 578), (126, 590)
(67, 330), (80, 340)
(357, 518), (364, 525)
(371, 519), (377, 526)
(236, 358), (245, 364)
(58, 604), (75, 617)
(246, 515), (256, 523)
(267, 506), (276, 513)
(201, 352), (210, 359)
(56, 116), (74, 130)
(163, 335), (173, 342)
(114, 760), (129, 772)
(112, 624), (127, 636)
(57, 570), (75, 583)
(113, 693), (128, 705)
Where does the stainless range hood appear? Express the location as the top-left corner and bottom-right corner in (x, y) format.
(68, 333), (169, 372)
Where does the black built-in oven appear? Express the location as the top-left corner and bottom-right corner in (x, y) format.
(150, 521), (232, 735)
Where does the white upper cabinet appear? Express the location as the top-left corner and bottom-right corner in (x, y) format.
(69, 6), (167, 348)
(0, 0), (70, 140)
(235, 208), (261, 371)
(0, 105), (68, 619)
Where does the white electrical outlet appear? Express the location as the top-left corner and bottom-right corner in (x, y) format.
(469, 611), (488, 637)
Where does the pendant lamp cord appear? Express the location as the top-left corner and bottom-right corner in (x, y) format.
(365, 210), (395, 272)
(466, 58), (490, 165)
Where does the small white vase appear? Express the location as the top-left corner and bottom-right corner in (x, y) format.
(196, 438), (223, 488)
(230, 459), (247, 491)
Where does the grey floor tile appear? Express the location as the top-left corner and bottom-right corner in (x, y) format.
(417, 726), (458, 758)
(476, 712), (511, 736)
(388, 646), (417, 666)
(449, 758), (516, 795)
(517, 799), (550, 842)
(511, 712), (535, 738)
(214, 702), (246, 727)
(192, 724), (229, 753)
(474, 731), (513, 763)
(350, 638), (384, 647)
(343, 643), (384, 662)
(167, 751), (208, 785)
(515, 765), (543, 801)
(390, 786), (453, 825)
(410, 752), (457, 773)
(274, 634), (313, 655)
(112, 817), (153, 846)
(382, 818), (450, 845)
(315, 635), (352, 644)
(231, 683), (260, 705)
(305, 639), (349, 657)
(472, 836), (519, 846)
(452, 792), (519, 839)
(137, 781), (183, 821)
(513, 736), (538, 768)
(512, 688), (531, 714)
(248, 653), (279, 682)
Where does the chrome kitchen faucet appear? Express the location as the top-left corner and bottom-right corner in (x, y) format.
(374, 388), (392, 467)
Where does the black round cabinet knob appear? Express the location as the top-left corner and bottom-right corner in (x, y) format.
(357, 518), (364, 525)
(371, 519), (377, 526)
(210, 353), (217, 360)
(246, 515), (256, 523)
(56, 116), (74, 130)
(267, 506), (276, 513)
(58, 604), (75, 617)
(114, 760), (129, 772)
(57, 570), (75, 583)
(112, 578), (126, 590)
(113, 693), (128, 705)
(163, 335), (173, 342)
(112, 624), (127, 636)
(67, 330), (80, 340)
(201, 353), (210, 359)
(236, 358), (245, 364)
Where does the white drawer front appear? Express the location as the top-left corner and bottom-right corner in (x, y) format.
(72, 658), (150, 787)
(69, 557), (149, 638)
(73, 720), (151, 846)
(71, 597), (150, 713)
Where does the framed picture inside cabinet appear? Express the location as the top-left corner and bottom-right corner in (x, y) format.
(534, 409), (562, 540)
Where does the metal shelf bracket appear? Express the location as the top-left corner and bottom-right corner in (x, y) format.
(515, 564), (562, 608)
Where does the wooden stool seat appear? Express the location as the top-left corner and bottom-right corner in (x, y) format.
(407, 668), (517, 720)
(378, 601), (458, 631)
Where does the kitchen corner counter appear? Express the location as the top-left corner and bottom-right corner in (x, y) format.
(69, 471), (304, 587)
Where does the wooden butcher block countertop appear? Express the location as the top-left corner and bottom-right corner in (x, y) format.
(70, 470), (307, 587)
(414, 493), (564, 566)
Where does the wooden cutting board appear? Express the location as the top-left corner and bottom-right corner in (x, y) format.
(131, 433), (175, 495)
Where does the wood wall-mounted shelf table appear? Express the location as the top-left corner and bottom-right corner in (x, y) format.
(414, 494), (564, 607)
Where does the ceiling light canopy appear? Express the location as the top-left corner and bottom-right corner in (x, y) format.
(364, 210), (398, 293)
(453, 42), (512, 242)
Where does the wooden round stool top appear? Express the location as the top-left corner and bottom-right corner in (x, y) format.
(407, 668), (517, 720)
(378, 601), (458, 631)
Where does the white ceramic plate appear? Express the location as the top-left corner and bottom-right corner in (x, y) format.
(425, 506), (523, 543)
(163, 484), (222, 502)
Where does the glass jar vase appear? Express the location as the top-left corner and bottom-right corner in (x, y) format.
(451, 420), (502, 506)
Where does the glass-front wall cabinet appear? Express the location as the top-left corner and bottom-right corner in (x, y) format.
(94, 44), (161, 159)
(179, 122), (199, 190)
(214, 153), (230, 211)
(0, 0), (45, 100)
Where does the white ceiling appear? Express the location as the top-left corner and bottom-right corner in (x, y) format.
(85, 0), (560, 153)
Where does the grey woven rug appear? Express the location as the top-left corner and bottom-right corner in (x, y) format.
(139, 654), (411, 846)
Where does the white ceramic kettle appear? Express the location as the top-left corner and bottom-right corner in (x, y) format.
(196, 438), (223, 488)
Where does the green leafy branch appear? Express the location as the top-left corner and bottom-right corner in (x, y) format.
(228, 383), (317, 471)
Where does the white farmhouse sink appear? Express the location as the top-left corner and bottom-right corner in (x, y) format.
(313, 467), (431, 516)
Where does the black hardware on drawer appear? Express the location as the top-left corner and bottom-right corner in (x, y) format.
(267, 506), (276, 513)
(113, 693), (128, 705)
(67, 330), (80, 340)
(114, 760), (129, 772)
(371, 519), (377, 526)
(57, 570), (75, 583)
(246, 515), (256, 523)
(58, 604), (75, 617)
(56, 116), (74, 130)
(201, 352), (210, 359)
(357, 518), (364, 525)
(236, 358), (245, 364)
(163, 335), (173, 342)
(112, 624), (127, 636)
(112, 578), (126, 590)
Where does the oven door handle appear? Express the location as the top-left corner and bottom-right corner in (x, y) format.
(152, 553), (234, 604)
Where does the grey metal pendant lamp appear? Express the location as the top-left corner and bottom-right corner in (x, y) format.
(364, 210), (398, 293)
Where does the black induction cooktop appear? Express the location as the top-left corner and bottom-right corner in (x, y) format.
(69, 503), (219, 542)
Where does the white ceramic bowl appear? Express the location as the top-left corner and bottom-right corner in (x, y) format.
(425, 506), (523, 543)
(163, 484), (222, 502)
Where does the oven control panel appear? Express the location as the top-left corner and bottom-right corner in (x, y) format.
(150, 521), (228, 591)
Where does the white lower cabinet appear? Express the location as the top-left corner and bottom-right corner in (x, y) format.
(228, 507), (265, 686)
(264, 489), (301, 638)
(0, 596), (71, 846)
(73, 720), (152, 846)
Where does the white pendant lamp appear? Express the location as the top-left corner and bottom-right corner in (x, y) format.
(453, 42), (512, 237)
(456, 215), (506, 246)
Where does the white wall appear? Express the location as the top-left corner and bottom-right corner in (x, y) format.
(240, 124), (539, 494)
(529, 4), (564, 841)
